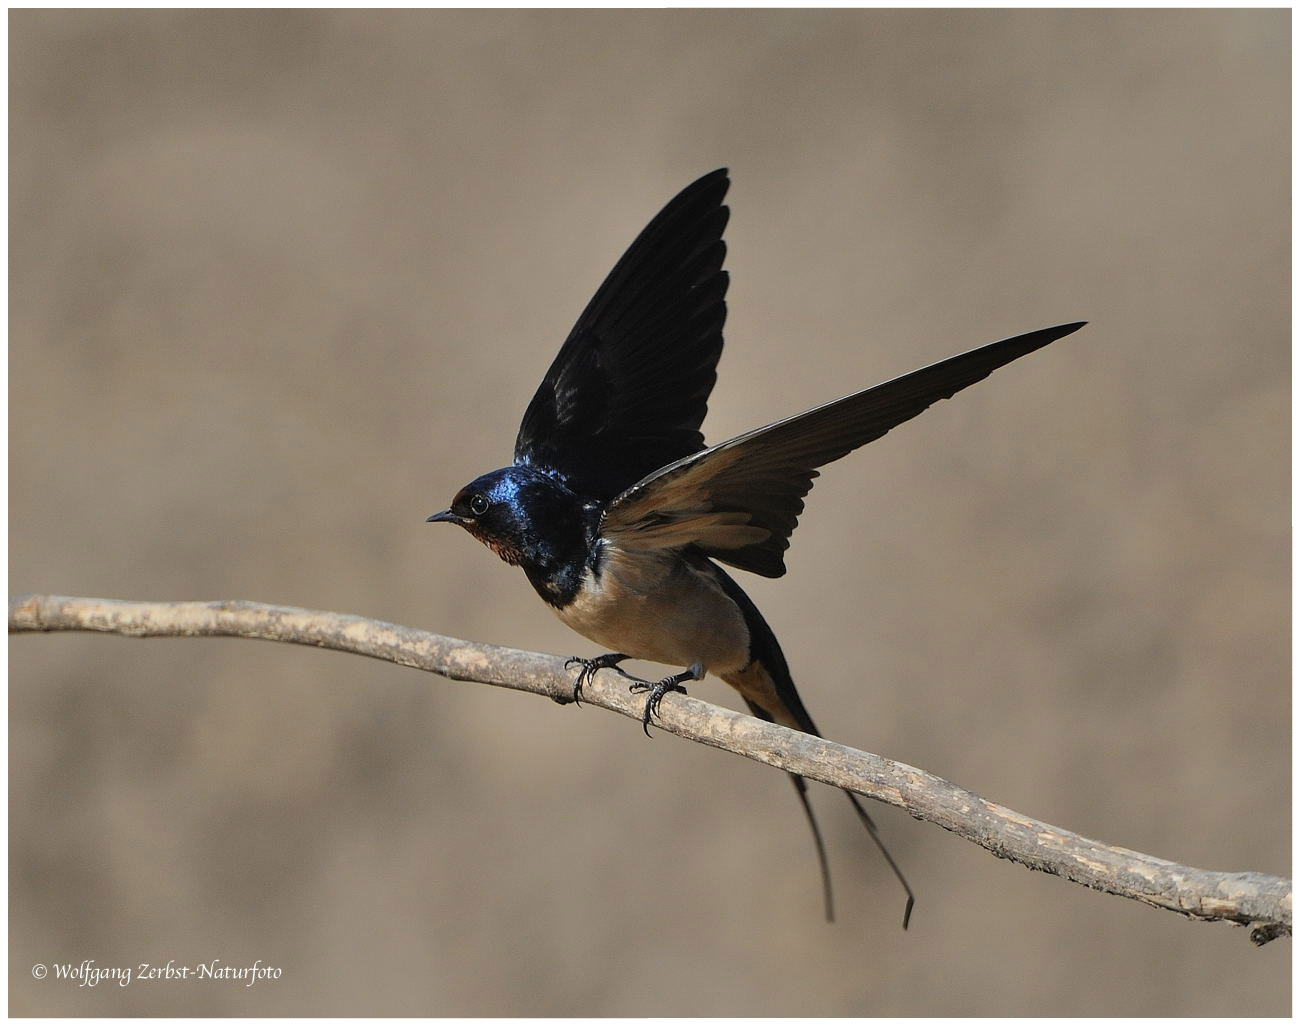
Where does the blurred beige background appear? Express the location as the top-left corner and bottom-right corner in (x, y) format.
(10, 9), (1289, 1016)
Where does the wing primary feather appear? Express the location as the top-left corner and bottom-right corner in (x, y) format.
(602, 321), (1086, 576)
(513, 170), (731, 499)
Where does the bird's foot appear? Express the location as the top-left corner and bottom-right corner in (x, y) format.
(628, 662), (705, 737)
(563, 652), (633, 705)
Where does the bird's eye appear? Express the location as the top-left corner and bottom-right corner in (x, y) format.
(469, 493), (490, 517)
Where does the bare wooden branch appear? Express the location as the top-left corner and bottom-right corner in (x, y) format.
(10, 592), (1290, 945)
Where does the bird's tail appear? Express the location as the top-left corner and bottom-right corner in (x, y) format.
(738, 696), (837, 920)
(714, 570), (914, 927)
(736, 696), (914, 929)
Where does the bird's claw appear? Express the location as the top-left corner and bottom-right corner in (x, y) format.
(565, 656), (704, 735)
(633, 662), (704, 737)
(564, 652), (631, 705)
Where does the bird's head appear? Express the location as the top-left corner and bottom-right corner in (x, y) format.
(426, 464), (589, 572)
(426, 467), (533, 565)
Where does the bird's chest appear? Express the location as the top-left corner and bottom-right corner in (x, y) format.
(553, 544), (751, 674)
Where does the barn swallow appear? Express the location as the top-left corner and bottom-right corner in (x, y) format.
(427, 168), (1084, 926)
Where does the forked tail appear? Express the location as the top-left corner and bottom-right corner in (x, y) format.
(713, 564), (914, 927)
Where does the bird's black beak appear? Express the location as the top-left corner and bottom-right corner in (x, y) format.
(425, 509), (462, 525)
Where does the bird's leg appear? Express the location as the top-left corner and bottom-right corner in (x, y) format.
(628, 662), (705, 737)
(563, 652), (635, 705)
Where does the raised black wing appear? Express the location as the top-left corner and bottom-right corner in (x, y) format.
(600, 321), (1086, 577)
(513, 169), (730, 501)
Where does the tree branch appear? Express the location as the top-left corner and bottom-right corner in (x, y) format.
(10, 593), (1290, 946)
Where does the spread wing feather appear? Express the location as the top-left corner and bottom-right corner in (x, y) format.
(513, 169), (731, 500)
(601, 321), (1086, 577)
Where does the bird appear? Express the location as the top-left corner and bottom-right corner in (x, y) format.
(427, 168), (1084, 927)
